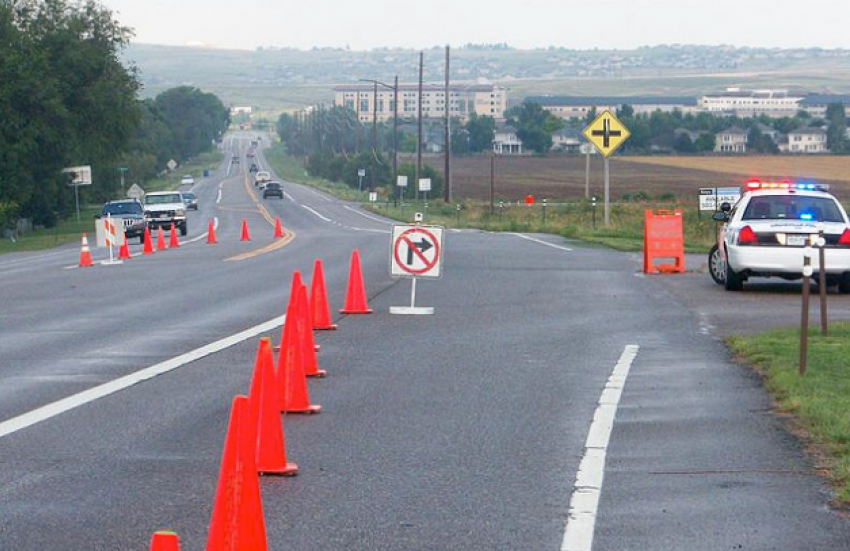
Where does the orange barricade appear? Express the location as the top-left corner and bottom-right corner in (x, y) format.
(643, 209), (685, 274)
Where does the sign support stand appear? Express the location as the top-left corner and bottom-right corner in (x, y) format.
(390, 277), (434, 315)
(604, 156), (610, 228)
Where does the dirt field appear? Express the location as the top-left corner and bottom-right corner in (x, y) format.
(419, 154), (850, 202)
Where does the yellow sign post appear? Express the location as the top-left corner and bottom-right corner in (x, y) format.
(582, 110), (631, 227)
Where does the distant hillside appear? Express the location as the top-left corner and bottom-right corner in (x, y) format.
(122, 44), (850, 113)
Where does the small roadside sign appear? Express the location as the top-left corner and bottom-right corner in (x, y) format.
(358, 168), (366, 177)
(397, 175), (408, 187)
(390, 224), (444, 278)
(127, 183), (145, 201)
(167, 159), (177, 171)
(62, 166), (92, 186)
(699, 187), (742, 211)
(418, 178), (431, 192)
(369, 191), (378, 203)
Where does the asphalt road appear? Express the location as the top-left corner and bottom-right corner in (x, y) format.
(1, 133), (849, 550)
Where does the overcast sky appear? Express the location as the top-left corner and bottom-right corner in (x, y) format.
(100, 0), (849, 51)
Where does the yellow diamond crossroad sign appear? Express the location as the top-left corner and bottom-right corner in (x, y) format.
(582, 110), (631, 157)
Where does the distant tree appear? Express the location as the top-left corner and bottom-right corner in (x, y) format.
(154, 87), (229, 161)
(506, 102), (563, 155)
(825, 103), (848, 153)
(747, 126), (778, 154)
(673, 132), (696, 153)
(465, 113), (496, 153)
(693, 133), (716, 153)
(617, 104), (634, 118)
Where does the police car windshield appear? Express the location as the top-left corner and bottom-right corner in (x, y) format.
(742, 195), (844, 223)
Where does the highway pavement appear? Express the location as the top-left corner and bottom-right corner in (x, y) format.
(1, 133), (849, 549)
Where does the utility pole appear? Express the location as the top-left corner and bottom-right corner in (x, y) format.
(393, 75), (399, 187)
(372, 81), (378, 152)
(444, 45), (451, 203)
(355, 90), (361, 154)
(417, 51), (423, 200)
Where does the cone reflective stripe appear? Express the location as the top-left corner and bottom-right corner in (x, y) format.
(149, 531), (180, 551)
(298, 284), (326, 377)
(143, 227), (155, 255)
(206, 219), (217, 244)
(78, 233), (93, 267)
(169, 223), (179, 248)
(310, 259), (337, 330)
(340, 249), (373, 314)
(156, 226), (167, 251)
(248, 338), (297, 476)
(240, 217), (251, 241)
(205, 396), (267, 551)
(277, 286), (321, 414)
(273, 216), (284, 239)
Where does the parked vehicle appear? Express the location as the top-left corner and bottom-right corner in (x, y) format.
(180, 175), (194, 186)
(143, 191), (188, 236)
(712, 179), (850, 292)
(97, 199), (148, 243)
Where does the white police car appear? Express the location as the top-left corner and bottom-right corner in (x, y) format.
(710, 180), (850, 292)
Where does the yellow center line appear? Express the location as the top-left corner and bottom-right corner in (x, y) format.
(223, 168), (295, 262)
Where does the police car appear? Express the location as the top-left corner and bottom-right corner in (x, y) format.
(710, 180), (850, 292)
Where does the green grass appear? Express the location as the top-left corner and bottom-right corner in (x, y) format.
(0, 206), (101, 254)
(729, 324), (850, 504)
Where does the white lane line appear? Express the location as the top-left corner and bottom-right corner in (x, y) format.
(302, 205), (333, 222)
(0, 248), (73, 268)
(349, 227), (391, 234)
(510, 233), (573, 252)
(561, 344), (639, 551)
(0, 314), (287, 440)
(284, 192), (297, 203)
(343, 205), (390, 224)
(216, 188), (223, 204)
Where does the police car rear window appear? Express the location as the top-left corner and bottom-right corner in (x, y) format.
(743, 196), (844, 223)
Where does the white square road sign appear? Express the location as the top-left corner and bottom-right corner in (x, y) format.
(390, 224), (444, 279)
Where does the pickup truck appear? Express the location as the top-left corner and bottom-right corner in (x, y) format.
(143, 191), (188, 236)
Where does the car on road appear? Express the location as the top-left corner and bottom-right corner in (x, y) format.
(231, 155), (240, 164)
(711, 179), (850, 292)
(262, 182), (283, 199)
(97, 199), (147, 243)
(143, 191), (188, 236)
(180, 175), (194, 186)
(255, 170), (271, 186)
(181, 191), (198, 210)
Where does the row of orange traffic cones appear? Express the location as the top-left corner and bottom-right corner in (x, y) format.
(146, 251), (371, 549)
(80, 216), (288, 267)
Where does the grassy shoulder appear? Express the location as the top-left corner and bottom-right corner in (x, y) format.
(265, 143), (717, 253)
(0, 150), (223, 256)
(728, 324), (850, 505)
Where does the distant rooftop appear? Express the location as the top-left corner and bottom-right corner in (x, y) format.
(525, 96), (697, 106)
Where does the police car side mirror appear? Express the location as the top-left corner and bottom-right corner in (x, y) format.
(720, 202), (732, 213)
(712, 211), (728, 222)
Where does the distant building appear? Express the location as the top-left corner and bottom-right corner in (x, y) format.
(230, 106), (253, 115)
(526, 96), (698, 119)
(784, 127), (828, 153)
(551, 128), (585, 152)
(699, 88), (803, 118)
(333, 82), (508, 124)
(715, 126), (748, 153)
(493, 125), (522, 154)
(799, 95), (850, 119)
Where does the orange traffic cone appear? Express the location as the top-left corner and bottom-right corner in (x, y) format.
(273, 216), (284, 239)
(298, 284), (326, 378)
(240, 217), (251, 241)
(143, 227), (154, 255)
(156, 226), (167, 251)
(248, 338), (298, 476)
(169, 223), (179, 248)
(149, 531), (180, 551)
(277, 292), (321, 414)
(118, 234), (131, 260)
(206, 396), (267, 551)
(340, 249), (372, 314)
(78, 233), (93, 267)
(206, 219), (217, 244)
(310, 259), (337, 330)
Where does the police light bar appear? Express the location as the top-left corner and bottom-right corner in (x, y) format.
(745, 179), (829, 192)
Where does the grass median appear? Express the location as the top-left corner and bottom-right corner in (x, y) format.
(728, 323), (850, 505)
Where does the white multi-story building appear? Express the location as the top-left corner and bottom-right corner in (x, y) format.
(699, 88), (803, 118)
(528, 96), (698, 119)
(333, 82), (508, 124)
(784, 127), (828, 153)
